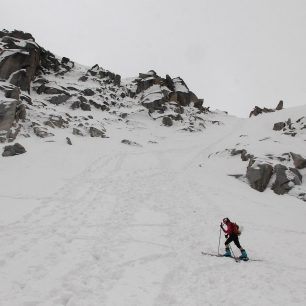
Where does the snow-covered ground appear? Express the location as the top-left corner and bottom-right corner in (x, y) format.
(1, 107), (306, 306)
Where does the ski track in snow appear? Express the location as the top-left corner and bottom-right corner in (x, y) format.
(1, 119), (306, 305)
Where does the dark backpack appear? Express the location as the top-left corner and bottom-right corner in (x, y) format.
(233, 223), (241, 236)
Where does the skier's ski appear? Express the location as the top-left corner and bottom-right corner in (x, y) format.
(201, 251), (262, 262)
(201, 251), (240, 262)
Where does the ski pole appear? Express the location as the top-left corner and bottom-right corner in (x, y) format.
(229, 244), (238, 262)
(217, 226), (221, 255)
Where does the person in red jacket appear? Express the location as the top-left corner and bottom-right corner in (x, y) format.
(220, 217), (248, 259)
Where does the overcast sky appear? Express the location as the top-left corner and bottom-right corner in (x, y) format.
(2, 0), (306, 117)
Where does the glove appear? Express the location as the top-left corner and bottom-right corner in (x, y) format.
(225, 234), (228, 238)
(220, 223), (223, 228)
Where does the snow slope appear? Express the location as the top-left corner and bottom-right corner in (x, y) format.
(1, 106), (306, 306)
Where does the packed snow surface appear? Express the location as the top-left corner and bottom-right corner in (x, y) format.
(1, 107), (306, 306)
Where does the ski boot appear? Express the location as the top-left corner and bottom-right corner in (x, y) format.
(239, 249), (249, 261)
(223, 247), (231, 257)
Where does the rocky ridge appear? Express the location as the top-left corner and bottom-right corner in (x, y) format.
(0, 29), (211, 150)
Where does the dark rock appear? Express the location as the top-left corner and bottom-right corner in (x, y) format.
(78, 76), (88, 82)
(121, 139), (142, 147)
(162, 116), (173, 127)
(246, 160), (273, 192)
(249, 106), (274, 117)
(72, 128), (84, 136)
(165, 74), (175, 91)
(15, 104), (26, 121)
(89, 127), (106, 138)
(120, 113), (128, 119)
(290, 152), (306, 169)
(45, 115), (68, 128)
(0, 100), (17, 131)
(169, 91), (199, 106)
(272, 164), (302, 195)
(61, 57), (70, 64)
(33, 126), (54, 138)
(48, 94), (70, 105)
(273, 122), (286, 131)
(276, 100), (283, 110)
(70, 101), (80, 110)
(66, 137), (72, 145)
(80, 102), (91, 111)
(36, 84), (68, 95)
(174, 106), (184, 114)
(194, 99), (204, 109)
(78, 96), (87, 103)
(83, 88), (95, 96)
(4, 86), (20, 99)
(2, 143), (26, 157)
(231, 149), (244, 156)
(0, 49), (40, 92)
(5, 30), (34, 41)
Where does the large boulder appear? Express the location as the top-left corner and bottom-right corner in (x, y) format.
(246, 160), (273, 192)
(89, 127), (106, 138)
(0, 100), (17, 131)
(290, 152), (306, 169)
(48, 94), (70, 105)
(2, 143), (26, 157)
(33, 126), (54, 138)
(273, 122), (286, 131)
(0, 49), (40, 92)
(162, 116), (173, 127)
(272, 164), (302, 195)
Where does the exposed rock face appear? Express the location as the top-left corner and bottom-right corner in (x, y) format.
(33, 126), (54, 138)
(246, 159), (273, 192)
(0, 100), (17, 131)
(1, 30), (211, 150)
(273, 117), (306, 137)
(72, 128), (84, 136)
(272, 164), (302, 195)
(0, 49), (40, 92)
(290, 152), (306, 169)
(249, 100), (284, 117)
(135, 71), (206, 114)
(276, 100), (283, 110)
(2, 142), (26, 157)
(48, 94), (70, 105)
(89, 127), (106, 138)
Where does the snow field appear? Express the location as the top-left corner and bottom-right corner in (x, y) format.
(1, 108), (306, 305)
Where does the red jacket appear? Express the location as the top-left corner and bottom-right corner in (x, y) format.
(224, 222), (239, 235)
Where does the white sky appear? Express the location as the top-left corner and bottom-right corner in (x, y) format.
(2, 0), (306, 117)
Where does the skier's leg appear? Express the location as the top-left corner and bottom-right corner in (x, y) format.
(224, 235), (233, 256)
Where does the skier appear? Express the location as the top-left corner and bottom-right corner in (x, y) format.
(220, 217), (248, 260)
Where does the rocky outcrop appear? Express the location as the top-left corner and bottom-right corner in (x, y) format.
(272, 164), (302, 195)
(246, 159), (273, 192)
(136, 71), (205, 114)
(89, 126), (106, 138)
(231, 149), (253, 161)
(48, 94), (70, 105)
(273, 117), (306, 137)
(0, 100), (17, 131)
(273, 122), (286, 131)
(33, 126), (54, 138)
(249, 100), (284, 117)
(290, 152), (306, 169)
(2, 142), (26, 157)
